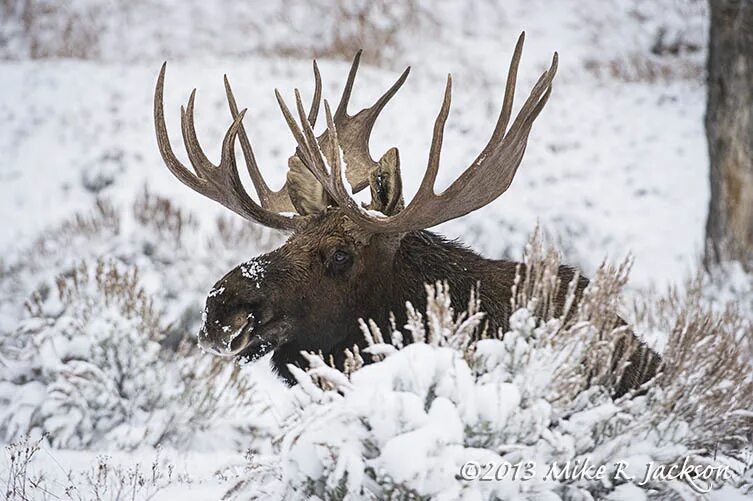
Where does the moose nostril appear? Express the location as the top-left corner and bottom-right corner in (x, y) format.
(219, 311), (256, 356)
(200, 306), (260, 357)
(229, 330), (251, 354)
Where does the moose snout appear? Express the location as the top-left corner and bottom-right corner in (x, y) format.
(198, 307), (257, 357)
(197, 256), (278, 358)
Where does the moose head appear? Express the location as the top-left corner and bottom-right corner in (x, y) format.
(154, 34), (563, 382)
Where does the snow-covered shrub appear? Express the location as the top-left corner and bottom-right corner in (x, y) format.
(0, 199), (121, 332)
(0, 258), (262, 450)
(1, 259), (163, 448)
(64, 450), (178, 500)
(228, 235), (753, 500)
(0, 190), (290, 452)
(128, 186), (284, 336)
(1, 187), (283, 335)
(630, 267), (753, 449)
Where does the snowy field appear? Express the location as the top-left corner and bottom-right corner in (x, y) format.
(2, 0), (752, 499)
(0, 1), (710, 288)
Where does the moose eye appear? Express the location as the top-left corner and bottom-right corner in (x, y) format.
(333, 250), (349, 263)
(328, 249), (353, 275)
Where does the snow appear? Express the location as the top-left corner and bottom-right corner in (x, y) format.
(0, 445), (250, 500)
(2, 0), (752, 499)
(0, 4), (709, 290)
(220, 284), (749, 499)
(240, 258), (268, 287)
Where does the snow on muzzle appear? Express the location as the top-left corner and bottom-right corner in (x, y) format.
(197, 257), (271, 358)
(199, 309), (257, 357)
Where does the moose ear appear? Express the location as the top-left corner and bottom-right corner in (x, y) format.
(287, 155), (329, 215)
(366, 147), (404, 216)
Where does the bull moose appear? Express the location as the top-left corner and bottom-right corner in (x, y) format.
(154, 33), (658, 395)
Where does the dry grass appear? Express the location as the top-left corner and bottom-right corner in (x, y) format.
(30, 199), (120, 263)
(2, 0), (103, 59)
(488, 232), (753, 450)
(4, 435), (44, 500)
(3, 436), (182, 501)
(578, 0), (706, 83)
(633, 276), (753, 449)
(265, 0), (436, 65)
(507, 230), (641, 398)
(24, 258), (162, 343)
(133, 186), (197, 243)
(1, 0), (436, 66)
(1, 199), (121, 313)
(584, 53), (704, 83)
(211, 214), (284, 254)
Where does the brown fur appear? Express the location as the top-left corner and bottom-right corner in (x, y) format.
(156, 42), (659, 398)
(201, 209), (658, 395)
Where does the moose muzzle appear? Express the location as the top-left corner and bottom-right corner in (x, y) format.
(196, 256), (283, 359)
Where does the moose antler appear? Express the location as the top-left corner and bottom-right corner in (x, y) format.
(321, 50), (410, 193)
(276, 32), (558, 234)
(155, 63), (306, 230)
(222, 61), (322, 214)
(154, 53), (408, 228)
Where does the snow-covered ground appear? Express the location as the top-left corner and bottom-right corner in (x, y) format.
(3, 0), (751, 499)
(0, 0), (710, 288)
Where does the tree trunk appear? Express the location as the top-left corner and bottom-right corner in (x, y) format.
(705, 0), (753, 269)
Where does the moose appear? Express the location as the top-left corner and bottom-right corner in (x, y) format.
(154, 34), (658, 396)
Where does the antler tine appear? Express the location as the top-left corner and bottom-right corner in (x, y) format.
(323, 101), (346, 195)
(275, 89), (310, 155)
(294, 89), (330, 180)
(292, 89), (356, 208)
(274, 87), (333, 200)
(461, 32), (525, 172)
(418, 74), (452, 198)
(223, 75), (271, 203)
(222, 60), (321, 213)
(363, 66), (411, 122)
(416, 46), (558, 224)
(322, 52), (411, 194)
(492, 31), (525, 145)
(331, 50), (409, 122)
(155, 64), (206, 194)
(504, 52), (558, 143)
(218, 108), (265, 207)
(155, 63), (301, 231)
(283, 35), (558, 234)
(323, 100), (359, 204)
(322, 73), (455, 233)
(274, 85), (358, 213)
(308, 60), (322, 127)
(334, 50), (362, 120)
(224, 74), (298, 213)
(181, 89), (216, 179)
